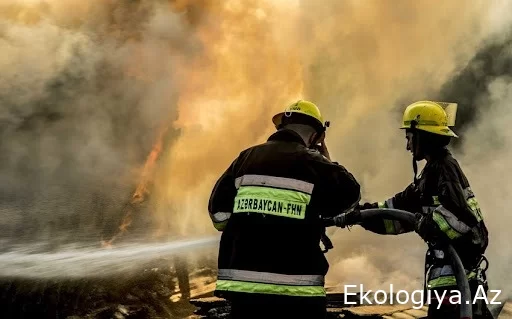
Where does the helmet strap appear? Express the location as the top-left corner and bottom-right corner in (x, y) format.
(412, 156), (418, 185)
(410, 120), (419, 185)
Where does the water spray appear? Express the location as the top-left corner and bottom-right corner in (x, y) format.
(0, 235), (220, 279)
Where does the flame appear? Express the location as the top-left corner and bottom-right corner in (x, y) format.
(133, 126), (169, 204)
(151, 0), (305, 237)
(101, 126), (169, 248)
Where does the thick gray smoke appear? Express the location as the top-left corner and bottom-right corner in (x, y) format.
(429, 15), (512, 298)
(450, 40), (512, 298)
(0, 1), (194, 247)
(459, 75), (512, 299)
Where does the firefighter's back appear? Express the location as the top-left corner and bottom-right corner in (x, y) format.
(213, 129), (360, 319)
(220, 133), (331, 276)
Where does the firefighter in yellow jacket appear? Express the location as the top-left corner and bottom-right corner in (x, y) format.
(346, 101), (492, 318)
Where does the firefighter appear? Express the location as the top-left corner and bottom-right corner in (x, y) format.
(208, 100), (361, 319)
(342, 101), (492, 318)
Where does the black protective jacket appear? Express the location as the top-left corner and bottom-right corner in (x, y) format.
(362, 148), (489, 289)
(208, 129), (361, 299)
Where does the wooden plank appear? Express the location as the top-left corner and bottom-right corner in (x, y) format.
(170, 282), (216, 302)
(402, 308), (428, 318)
(499, 302), (512, 318)
(390, 313), (416, 319)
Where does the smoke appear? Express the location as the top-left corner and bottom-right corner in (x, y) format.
(293, 0), (508, 293)
(426, 15), (512, 298)
(458, 75), (512, 299)
(0, 0), (193, 245)
(285, 1), (512, 298)
(444, 38), (512, 298)
(151, 0), (305, 237)
(1, 0), (511, 299)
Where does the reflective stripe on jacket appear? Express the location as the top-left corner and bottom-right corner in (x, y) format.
(425, 252), (477, 288)
(216, 269), (326, 297)
(208, 129), (361, 298)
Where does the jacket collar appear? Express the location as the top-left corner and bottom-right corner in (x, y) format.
(424, 148), (452, 172)
(427, 147), (451, 161)
(267, 129), (307, 146)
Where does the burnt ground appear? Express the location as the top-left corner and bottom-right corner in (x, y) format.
(2, 269), (510, 319)
(190, 294), (512, 319)
(0, 262), (216, 319)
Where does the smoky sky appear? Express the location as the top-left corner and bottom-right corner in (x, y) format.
(325, 24), (512, 295)
(436, 27), (512, 144)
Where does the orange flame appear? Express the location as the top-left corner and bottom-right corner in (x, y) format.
(101, 125), (170, 248)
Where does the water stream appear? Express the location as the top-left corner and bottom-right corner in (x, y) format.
(0, 235), (220, 279)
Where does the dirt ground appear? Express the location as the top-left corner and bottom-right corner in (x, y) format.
(0, 263), (216, 319)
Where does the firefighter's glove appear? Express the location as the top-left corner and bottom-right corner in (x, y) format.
(333, 209), (361, 228)
(414, 213), (434, 243)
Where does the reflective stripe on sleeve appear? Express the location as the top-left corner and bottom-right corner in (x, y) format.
(432, 206), (472, 239)
(435, 206), (472, 233)
(209, 212), (231, 231)
(463, 187), (484, 222)
(211, 212), (231, 223)
(234, 175), (314, 194)
(217, 269), (324, 286)
(432, 212), (461, 239)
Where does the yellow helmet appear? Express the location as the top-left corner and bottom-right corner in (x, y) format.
(272, 100), (325, 130)
(401, 100), (459, 138)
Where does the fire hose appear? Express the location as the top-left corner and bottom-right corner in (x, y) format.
(323, 208), (473, 319)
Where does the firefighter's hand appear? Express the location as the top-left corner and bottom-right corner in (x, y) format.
(333, 209), (361, 228)
(415, 214), (446, 244)
(315, 131), (326, 144)
(318, 141), (331, 161)
(311, 132), (330, 160)
(414, 213), (434, 242)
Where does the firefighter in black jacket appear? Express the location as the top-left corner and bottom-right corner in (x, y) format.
(344, 101), (492, 318)
(208, 100), (361, 319)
